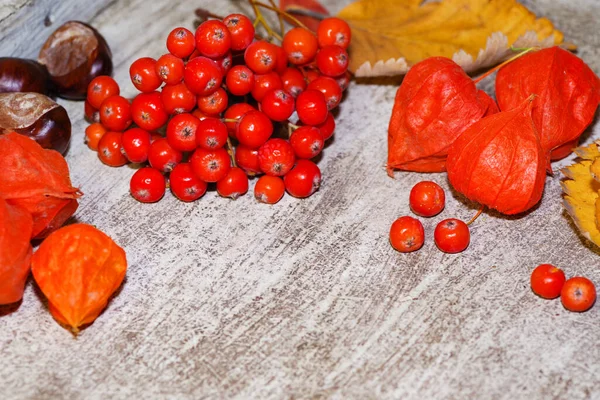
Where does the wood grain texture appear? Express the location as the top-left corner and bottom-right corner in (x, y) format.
(1, 0), (600, 399)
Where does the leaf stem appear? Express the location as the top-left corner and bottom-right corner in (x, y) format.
(473, 47), (538, 84)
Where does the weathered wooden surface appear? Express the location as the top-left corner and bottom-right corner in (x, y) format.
(1, 0), (600, 399)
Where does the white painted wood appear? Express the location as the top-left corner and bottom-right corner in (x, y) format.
(1, 0), (600, 399)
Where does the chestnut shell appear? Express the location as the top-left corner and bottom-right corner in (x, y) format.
(0, 58), (52, 95)
(38, 21), (113, 100)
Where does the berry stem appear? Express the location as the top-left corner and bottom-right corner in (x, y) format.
(222, 118), (240, 124)
(466, 206), (485, 226)
(267, 0), (286, 39)
(250, 1), (283, 42)
(473, 47), (537, 84)
(287, 122), (300, 138)
(226, 138), (238, 168)
(249, 0), (313, 32)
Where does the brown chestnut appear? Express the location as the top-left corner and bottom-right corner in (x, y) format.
(0, 92), (71, 154)
(0, 58), (52, 95)
(38, 21), (113, 100)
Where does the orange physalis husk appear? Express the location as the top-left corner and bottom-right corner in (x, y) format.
(387, 57), (488, 174)
(31, 224), (127, 334)
(496, 47), (600, 167)
(0, 198), (33, 305)
(478, 90), (500, 117)
(0, 132), (81, 239)
(447, 98), (547, 215)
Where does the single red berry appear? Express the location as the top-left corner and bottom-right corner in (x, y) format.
(190, 147), (231, 182)
(169, 162), (207, 202)
(85, 123), (106, 151)
(235, 144), (261, 176)
(273, 45), (288, 74)
(223, 14), (255, 51)
(217, 167), (249, 199)
(184, 56), (223, 96)
(148, 138), (183, 172)
(434, 219), (470, 253)
(316, 112), (335, 141)
(255, 175), (285, 204)
(196, 117), (228, 150)
(224, 102), (255, 138)
(84, 100), (100, 123)
(166, 27), (195, 59)
(304, 69), (321, 84)
(122, 127), (152, 163)
(290, 126), (324, 159)
(281, 67), (307, 98)
(244, 40), (278, 74)
(213, 52), (233, 76)
(166, 113), (200, 152)
(317, 17), (352, 49)
(195, 20), (231, 58)
(284, 159), (321, 198)
(226, 65), (255, 96)
(316, 45), (349, 77)
(160, 82), (196, 114)
(561, 277), (597, 312)
(409, 181), (446, 217)
(261, 89), (295, 122)
(251, 71), (283, 102)
(131, 91), (169, 131)
(192, 109), (210, 121)
(308, 76), (342, 110)
(99, 95), (132, 132)
(530, 264), (566, 299)
(130, 167), (166, 203)
(258, 138), (296, 176)
(389, 216), (425, 253)
(296, 89), (328, 126)
(282, 27), (318, 65)
(155, 53), (185, 85)
(130, 57), (162, 93)
(197, 87), (228, 116)
(87, 75), (120, 109)
(335, 71), (352, 91)
(97, 131), (128, 167)
(236, 110), (273, 149)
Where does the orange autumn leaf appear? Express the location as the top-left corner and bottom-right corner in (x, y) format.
(336, 0), (564, 77)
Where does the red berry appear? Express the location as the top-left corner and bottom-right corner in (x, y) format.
(258, 138), (296, 176)
(409, 181), (445, 217)
(131, 91), (169, 131)
(97, 131), (127, 167)
(130, 57), (161, 93)
(122, 127), (152, 163)
(155, 53), (185, 85)
(236, 110), (273, 149)
(197, 87), (228, 116)
(296, 89), (328, 125)
(290, 126), (324, 159)
(166, 27), (195, 59)
(195, 20), (231, 58)
(169, 162), (207, 202)
(160, 82), (196, 114)
(308, 76), (342, 110)
(389, 216), (425, 253)
(304, 69), (321, 84)
(166, 113), (200, 152)
(434, 219), (470, 253)
(244, 40), (278, 74)
(317, 17), (352, 49)
(184, 56), (223, 96)
(316, 45), (349, 77)
(251, 71), (283, 102)
(315, 112), (335, 141)
(530, 264), (566, 299)
(282, 27), (318, 65)
(148, 138), (183, 172)
(224, 103), (255, 138)
(223, 14), (255, 51)
(226, 65), (255, 96)
(213, 52), (233, 76)
(255, 175), (285, 204)
(85, 123), (106, 151)
(190, 147), (231, 182)
(87, 76), (120, 109)
(281, 67), (307, 98)
(217, 167), (249, 199)
(261, 89), (295, 122)
(335, 71), (351, 91)
(84, 100), (100, 123)
(99, 95), (132, 132)
(130, 167), (165, 203)
(561, 277), (596, 312)
(273, 45), (288, 74)
(195, 118), (228, 150)
(235, 144), (261, 176)
(283, 159), (321, 198)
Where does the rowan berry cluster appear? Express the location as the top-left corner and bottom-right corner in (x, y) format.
(83, 12), (352, 203)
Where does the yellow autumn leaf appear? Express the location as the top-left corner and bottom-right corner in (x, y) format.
(562, 141), (600, 248)
(338, 0), (565, 77)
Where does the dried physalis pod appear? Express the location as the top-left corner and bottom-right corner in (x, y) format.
(0, 92), (71, 154)
(38, 21), (113, 100)
(0, 58), (52, 95)
(0, 132), (81, 239)
(31, 224), (127, 334)
(0, 198), (33, 305)
(477, 90), (499, 117)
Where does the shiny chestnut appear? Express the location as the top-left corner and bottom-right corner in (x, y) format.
(0, 58), (52, 95)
